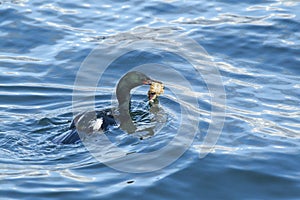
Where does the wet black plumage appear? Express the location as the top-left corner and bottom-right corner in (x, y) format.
(53, 71), (154, 144)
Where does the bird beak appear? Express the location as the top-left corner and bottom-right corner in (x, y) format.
(144, 78), (163, 85)
(143, 79), (153, 85)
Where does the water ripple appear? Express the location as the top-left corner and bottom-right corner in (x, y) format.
(171, 13), (272, 26)
(0, 55), (41, 62)
(40, 3), (80, 15)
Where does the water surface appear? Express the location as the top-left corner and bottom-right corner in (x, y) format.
(0, 0), (299, 199)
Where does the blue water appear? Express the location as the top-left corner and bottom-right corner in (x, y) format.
(1, 0), (300, 199)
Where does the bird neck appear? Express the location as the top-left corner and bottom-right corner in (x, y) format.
(116, 84), (136, 133)
(116, 80), (132, 111)
(115, 72), (146, 133)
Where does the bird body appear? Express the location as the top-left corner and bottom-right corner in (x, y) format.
(54, 71), (158, 144)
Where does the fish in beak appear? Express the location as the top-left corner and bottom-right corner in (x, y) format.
(147, 81), (164, 102)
